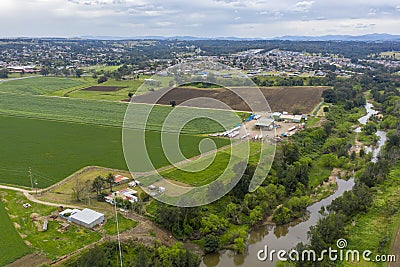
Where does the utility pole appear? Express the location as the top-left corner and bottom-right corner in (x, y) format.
(34, 179), (38, 196)
(28, 167), (33, 189)
(114, 196), (123, 267)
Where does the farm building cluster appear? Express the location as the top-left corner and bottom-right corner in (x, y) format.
(209, 112), (306, 142)
(102, 174), (166, 205)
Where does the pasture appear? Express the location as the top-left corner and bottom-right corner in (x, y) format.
(0, 77), (84, 95)
(0, 199), (31, 266)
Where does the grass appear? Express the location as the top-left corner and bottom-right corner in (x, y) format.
(0, 115), (230, 187)
(67, 79), (145, 101)
(0, 92), (237, 133)
(306, 117), (321, 127)
(39, 167), (141, 209)
(103, 214), (138, 235)
(343, 163), (400, 267)
(0, 199), (32, 265)
(0, 190), (102, 261)
(308, 157), (333, 191)
(0, 77), (85, 95)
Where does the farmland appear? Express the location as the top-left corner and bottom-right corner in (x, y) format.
(0, 77), (85, 95)
(1, 190), (102, 261)
(0, 115), (230, 188)
(82, 85), (126, 91)
(133, 86), (329, 113)
(0, 199), (31, 266)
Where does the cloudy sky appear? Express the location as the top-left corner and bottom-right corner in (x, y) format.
(1, 0), (400, 38)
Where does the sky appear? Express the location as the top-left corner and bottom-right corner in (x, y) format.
(0, 0), (400, 38)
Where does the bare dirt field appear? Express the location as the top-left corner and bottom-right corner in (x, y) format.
(133, 86), (329, 113)
(82, 86), (126, 92)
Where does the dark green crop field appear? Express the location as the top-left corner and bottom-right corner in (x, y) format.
(0, 200), (31, 265)
(0, 115), (230, 188)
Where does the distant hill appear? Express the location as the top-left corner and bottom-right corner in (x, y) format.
(272, 33), (400, 42)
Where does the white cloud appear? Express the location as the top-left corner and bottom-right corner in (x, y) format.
(0, 0), (399, 37)
(293, 0), (314, 12)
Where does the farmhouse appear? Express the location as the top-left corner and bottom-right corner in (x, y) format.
(114, 174), (129, 185)
(105, 188), (138, 204)
(59, 208), (104, 228)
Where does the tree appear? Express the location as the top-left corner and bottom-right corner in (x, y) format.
(320, 154), (338, 168)
(75, 68), (83, 78)
(204, 234), (220, 253)
(322, 89), (337, 103)
(78, 246), (106, 267)
(363, 122), (377, 135)
(105, 173), (115, 192)
(249, 206), (264, 225)
(225, 203), (241, 224)
(233, 237), (246, 254)
(98, 76), (107, 84)
(200, 214), (228, 235)
(272, 206), (291, 225)
(170, 100), (176, 107)
(0, 68), (8, 78)
(135, 248), (148, 267)
(72, 178), (87, 202)
(128, 92), (134, 99)
(292, 104), (305, 115)
(40, 67), (50, 76)
(92, 176), (104, 197)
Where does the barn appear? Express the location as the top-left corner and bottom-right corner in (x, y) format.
(69, 208), (104, 228)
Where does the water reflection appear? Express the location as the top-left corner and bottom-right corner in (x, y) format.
(201, 178), (355, 267)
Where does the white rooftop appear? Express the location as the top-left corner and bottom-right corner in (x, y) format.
(69, 208), (104, 224)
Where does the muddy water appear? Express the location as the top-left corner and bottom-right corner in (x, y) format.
(358, 102), (379, 125)
(201, 178), (355, 267)
(357, 102), (387, 163)
(201, 102), (386, 267)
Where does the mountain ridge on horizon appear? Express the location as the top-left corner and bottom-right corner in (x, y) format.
(2, 33), (400, 42)
(77, 33), (400, 41)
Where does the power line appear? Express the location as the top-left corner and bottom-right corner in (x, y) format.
(113, 197), (123, 267)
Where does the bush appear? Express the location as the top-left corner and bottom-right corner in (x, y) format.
(98, 76), (107, 84)
(233, 237), (246, 254)
(272, 206), (291, 225)
(204, 234), (220, 253)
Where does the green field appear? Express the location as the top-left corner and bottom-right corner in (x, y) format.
(344, 164), (400, 267)
(1, 190), (101, 261)
(0, 115), (230, 187)
(0, 77), (85, 95)
(0, 75), (240, 188)
(103, 215), (138, 235)
(0, 92), (237, 133)
(0, 199), (31, 265)
(65, 79), (145, 100)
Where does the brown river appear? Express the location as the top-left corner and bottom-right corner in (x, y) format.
(201, 102), (385, 267)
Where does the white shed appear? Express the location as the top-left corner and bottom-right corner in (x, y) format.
(69, 208), (104, 228)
